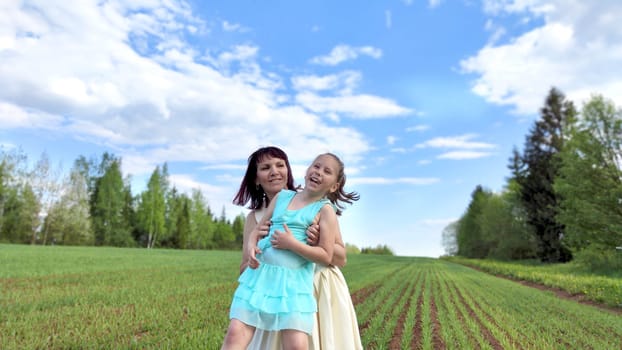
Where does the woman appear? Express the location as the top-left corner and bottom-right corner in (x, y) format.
(232, 146), (362, 349)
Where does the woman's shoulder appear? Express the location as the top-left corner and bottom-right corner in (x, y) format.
(252, 207), (266, 223)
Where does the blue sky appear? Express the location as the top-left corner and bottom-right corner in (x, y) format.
(1, 1), (621, 257)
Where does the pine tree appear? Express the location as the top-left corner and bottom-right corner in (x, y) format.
(92, 155), (133, 246)
(513, 87), (575, 262)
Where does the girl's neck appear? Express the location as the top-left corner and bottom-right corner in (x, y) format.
(297, 189), (326, 204)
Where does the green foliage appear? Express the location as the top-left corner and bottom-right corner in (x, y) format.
(91, 155), (133, 247)
(44, 168), (94, 245)
(360, 244), (394, 255)
(555, 95), (622, 253)
(452, 183), (536, 260)
(573, 244), (622, 272)
(188, 189), (214, 249)
(137, 165), (167, 248)
(174, 196), (191, 249)
(213, 219), (235, 249)
(0, 184), (40, 244)
(456, 185), (491, 258)
(0, 149), (246, 251)
(232, 213), (245, 246)
(446, 256), (622, 307)
(345, 242), (361, 254)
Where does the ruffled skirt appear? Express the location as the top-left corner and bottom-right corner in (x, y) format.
(229, 248), (316, 334)
(245, 264), (363, 349)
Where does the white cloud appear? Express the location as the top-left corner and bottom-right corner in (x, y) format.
(437, 151), (494, 160)
(463, 1), (622, 115)
(222, 20), (248, 32)
(484, 19), (507, 45)
(0, 102), (63, 129)
(417, 134), (496, 160)
(296, 92), (411, 119)
(310, 44), (383, 66)
(387, 136), (398, 145)
(406, 124), (430, 132)
(201, 164), (247, 171)
(348, 177), (440, 185)
(0, 1), (406, 179)
(429, 0), (443, 8)
(416, 134), (496, 149)
(168, 173), (243, 217)
(291, 71), (361, 94)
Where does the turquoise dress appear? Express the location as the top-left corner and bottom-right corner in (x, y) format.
(229, 189), (329, 334)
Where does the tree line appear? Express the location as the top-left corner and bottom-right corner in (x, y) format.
(0, 152), (245, 249)
(442, 88), (622, 270)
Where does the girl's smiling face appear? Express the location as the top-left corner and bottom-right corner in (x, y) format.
(305, 154), (340, 195)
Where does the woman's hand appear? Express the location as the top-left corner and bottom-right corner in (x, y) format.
(246, 244), (261, 269)
(306, 217), (320, 246)
(256, 219), (272, 239)
(271, 223), (297, 250)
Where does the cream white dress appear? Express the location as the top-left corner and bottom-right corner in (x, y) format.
(246, 209), (362, 350)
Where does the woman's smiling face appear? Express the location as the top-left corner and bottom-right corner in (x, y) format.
(256, 156), (289, 200)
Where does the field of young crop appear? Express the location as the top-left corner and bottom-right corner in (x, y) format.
(445, 256), (622, 309)
(1, 244), (621, 349)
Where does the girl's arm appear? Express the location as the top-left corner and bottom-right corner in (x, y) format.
(306, 220), (347, 267)
(271, 204), (336, 265)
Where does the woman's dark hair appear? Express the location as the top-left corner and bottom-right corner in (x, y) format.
(321, 153), (360, 216)
(232, 146), (295, 209)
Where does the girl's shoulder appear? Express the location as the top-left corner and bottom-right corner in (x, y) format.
(319, 201), (338, 217)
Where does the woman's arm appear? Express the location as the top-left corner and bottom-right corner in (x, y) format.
(239, 211), (257, 274)
(271, 204), (337, 265)
(245, 194), (278, 269)
(240, 212), (273, 273)
(332, 226), (347, 267)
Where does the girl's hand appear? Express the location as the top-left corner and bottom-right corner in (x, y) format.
(306, 223), (320, 246)
(271, 223), (296, 250)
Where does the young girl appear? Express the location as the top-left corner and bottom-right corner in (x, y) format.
(221, 153), (358, 350)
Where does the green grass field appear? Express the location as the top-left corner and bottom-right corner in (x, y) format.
(1, 244), (621, 349)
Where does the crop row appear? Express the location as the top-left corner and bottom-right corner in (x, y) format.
(445, 256), (622, 308)
(349, 258), (622, 349)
